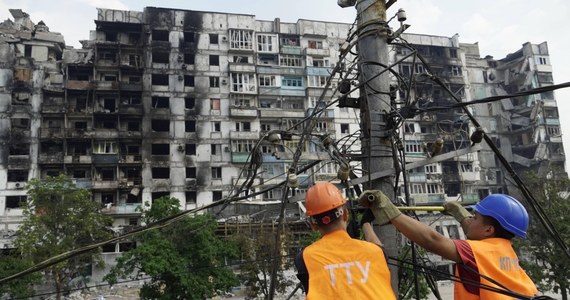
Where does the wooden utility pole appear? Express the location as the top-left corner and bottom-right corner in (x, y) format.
(355, 0), (400, 292)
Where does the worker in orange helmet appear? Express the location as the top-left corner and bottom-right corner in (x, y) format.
(359, 190), (541, 299)
(294, 182), (396, 299)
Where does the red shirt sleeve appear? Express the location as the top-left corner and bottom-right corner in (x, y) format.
(453, 239), (480, 295)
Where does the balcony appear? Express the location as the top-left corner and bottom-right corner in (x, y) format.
(92, 129), (119, 139)
(92, 180), (119, 190)
(229, 106), (258, 118)
(280, 66), (304, 76)
(118, 130), (142, 139)
(66, 80), (92, 90)
(93, 80), (119, 90)
(64, 155), (92, 164)
(119, 104), (143, 115)
(40, 128), (64, 139)
(92, 154), (119, 164)
(119, 155), (142, 164)
(230, 130), (259, 140)
(8, 155), (30, 167)
(411, 193), (445, 205)
(66, 129), (92, 139)
(39, 153), (64, 164)
(118, 177), (142, 187)
(41, 103), (66, 114)
(119, 82), (142, 91)
(257, 65), (281, 75)
(102, 204), (141, 215)
(304, 48), (330, 57)
(231, 152), (251, 163)
(460, 193), (479, 204)
(229, 63), (256, 73)
(280, 45), (302, 55)
(73, 178), (92, 189)
(259, 108), (305, 118)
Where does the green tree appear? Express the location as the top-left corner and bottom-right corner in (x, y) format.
(14, 175), (112, 300)
(233, 227), (295, 299)
(0, 250), (41, 298)
(514, 168), (570, 300)
(104, 196), (239, 299)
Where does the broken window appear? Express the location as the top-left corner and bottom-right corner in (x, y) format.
(183, 31), (196, 43)
(99, 169), (115, 181)
(127, 121), (140, 131)
(451, 66), (462, 77)
(152, 168), (170, 179)
(185, 143), (196, 155)
(257, 34), (277, 52)
(308, 75), (328, 87)
(151, 74), (169, 86)
(152, 51), (169, 64)
(259, 75), (276, 86)
(231, 73), (256, 92)
(211, 167), (222, 179)
(184, 53), (194, 64)
(449, 48), (458, 58)
(209, 34), (218, 44)
(9, 144), (29, 155)
(105, 32), (117, 42)
(307, 40), (323, 49)
(151, 144), (170, 155)
(152, 30), (169, 41)
(341, 123), (349, 134)
(211, 98), (220, 110)
(75, 121), (87, 129)
(235, 122), (251, 132)
(312, 57), (329, 67)
(212, 122), (221, 132)
(231, 140), (255, 152)
(209, 55), (219, 66)
(185, 121), (196, 132)
(12, 118), (30, 129)
(151, 119), (169, 132)
(279, 55), (301, 67)
(212, 191), (223, 201)
(233, 55), (249, 63)
(211, 144), (221, 155)
(93, 141), (117, 154)
(186, 191), (197, 204)
(184, 75), (194, 87)
(210, 77), (220, 88)
(7, 170), (28, 182)
(6, 195), (26, 209)
(151, 96), (169, 108)
(185, 97), (195, 109)
(229, 29), (253, 50)
(280, 36), (299, 46)
(186, 167), (196, 178)
(24, 45), (32, 57)
(152, 192), (170, 201)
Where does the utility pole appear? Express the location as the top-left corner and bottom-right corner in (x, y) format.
(354, 0), (400, 292)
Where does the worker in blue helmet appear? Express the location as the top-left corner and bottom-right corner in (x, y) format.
(359, 191), (541, 299)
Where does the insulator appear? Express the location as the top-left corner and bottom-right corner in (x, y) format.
(337, 164), (350, 181)
(288, 173), (299, 188)
(470, 127), (484, 144)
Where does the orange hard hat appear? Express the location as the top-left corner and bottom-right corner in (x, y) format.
(305, 182), (346, 216)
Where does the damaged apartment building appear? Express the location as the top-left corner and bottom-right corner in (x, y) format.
(0, 6), (565, 281)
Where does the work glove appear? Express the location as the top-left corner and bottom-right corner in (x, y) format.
(358, 190), (401, 225)
(359, 209), (375, 227)
(443, 202), (472, 223)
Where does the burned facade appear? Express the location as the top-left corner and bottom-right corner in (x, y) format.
(0, 6), (565, 283)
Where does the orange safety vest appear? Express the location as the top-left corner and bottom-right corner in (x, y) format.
(454, 238), (538, 300)
(303, 230), (396, 300)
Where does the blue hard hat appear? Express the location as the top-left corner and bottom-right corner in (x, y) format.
(472, 194), (529, 239)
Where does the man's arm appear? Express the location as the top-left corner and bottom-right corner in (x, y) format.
(390, 213), (461, 262)
(362, 222), (383, 247)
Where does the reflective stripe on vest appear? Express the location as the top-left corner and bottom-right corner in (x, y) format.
(454, 238), (538, 300)
(303, 230), (396, 300)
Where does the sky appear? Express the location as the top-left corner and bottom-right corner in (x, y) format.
(1, 0), (569, 169)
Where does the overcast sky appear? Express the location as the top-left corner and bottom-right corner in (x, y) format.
(1, 0), (569, 170)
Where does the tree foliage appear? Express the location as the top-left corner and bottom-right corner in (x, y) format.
(0, 250), (41, 298)
(514, 168), (570, 300)
(104, 196), (239, 299)
(14, 174), (113, 300)
(232, 227), (295, 299)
